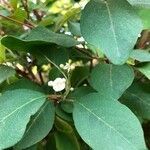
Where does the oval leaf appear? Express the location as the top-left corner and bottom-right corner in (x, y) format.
(81, 0), (143, 64)
(0, 89), (46, 149)
(90, 64), (134, 100)
(73, 93), (146, 150)
(1, 26), (79, 52)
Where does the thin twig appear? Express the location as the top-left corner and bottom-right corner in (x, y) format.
(45, 56), (68, 79)
(75, 47), (99, 59)
(0, 14), (35, 29)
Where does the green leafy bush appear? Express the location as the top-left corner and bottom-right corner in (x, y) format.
(0, 0), (150, 149)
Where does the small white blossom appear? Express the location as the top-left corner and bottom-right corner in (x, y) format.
(83, 84), (87, 87)
(77, 37), (85, 42)
(70, 87), (74, 91)
(48, 78), (66, 92)
(59, 60), (83, 72)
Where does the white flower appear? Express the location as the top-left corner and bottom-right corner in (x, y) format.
(59, 60), (83, 72)
(70, 87), (74, 91)
(48, 78), (66, 92)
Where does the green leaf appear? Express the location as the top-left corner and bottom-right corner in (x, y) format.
(130, 50), (150, 62)
(73, 93), (146, 150)
(54, 7), (81, 32)
(56, 105), (73, 122)
(24, 144), (37, 150)
(80, 0), (142, 64)
(3, 78), (44, 92)
(0, 65), (15, 84)
(68, 21), (81, 37)
(54, 131), (80, 150)
(138, 9), (150, 29)
(0, 89), (46, 149)
(55, 117), (73, 133)
(71, 66), (90, 87)
(0, 42), (6, 63)
(15, 101), (55, 149)
(90, 64), (134, 100)
(1, 26), (79, 51)
(61, 86), (96, 114)
(137, 63), (150, 79)
(10, 0), (18, 9)
(120, 81), (150, 120)
(12, 8), (27, 22)
(127, 0), (150, 8)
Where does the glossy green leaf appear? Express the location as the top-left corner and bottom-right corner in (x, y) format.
(127, 0), (150, 8)
(15, 101), (55, 149)
(130, 50), (150, 62)
(90, 64), (134, 100)
(120, 81), (150, 120)
(81, 0), (142, 64)
(73, 93), (146, 150)
(137, 63), (150, 79)
(1, 26), (79, 51)
(0, 65), (15, 84)
(0, 89), (46, 149)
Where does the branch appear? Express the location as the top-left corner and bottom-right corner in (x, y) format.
(75, 47), (99, 59)
(0, 14), (35, 29)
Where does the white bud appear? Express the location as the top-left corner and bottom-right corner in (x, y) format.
(83, 84), (87, 87)
(59, 64), (64, 69)
(70, 87), (74, 91)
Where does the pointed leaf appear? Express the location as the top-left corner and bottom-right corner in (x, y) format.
(0, 89), (46, 149)
(81, 0), (142, 64)
(90, 64), (134, 99)
(73, 93), (146, 150)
